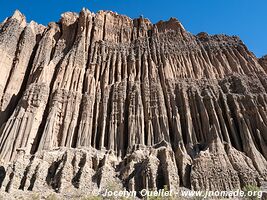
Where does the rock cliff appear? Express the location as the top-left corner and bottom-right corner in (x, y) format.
(0, 9), (266, 198)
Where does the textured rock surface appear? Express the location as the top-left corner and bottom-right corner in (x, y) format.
(0, 9), (267, 197)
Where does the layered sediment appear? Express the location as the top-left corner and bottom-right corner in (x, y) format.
(0, 9), (266, 197)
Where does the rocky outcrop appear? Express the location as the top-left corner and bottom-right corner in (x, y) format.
(0, 9), (266, 197)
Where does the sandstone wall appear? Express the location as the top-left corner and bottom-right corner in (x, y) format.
(0, 9), (266, 196)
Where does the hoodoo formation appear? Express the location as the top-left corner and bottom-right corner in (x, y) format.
(0, 8), (266, 197)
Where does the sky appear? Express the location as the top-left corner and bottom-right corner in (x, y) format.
(0, 0), (266, 57)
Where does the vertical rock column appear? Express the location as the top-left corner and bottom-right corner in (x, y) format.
(0, 11), (26, 101)
(0, 23), (60, 162)
(0, 21), (45, 125)
(38, 9), (93, 150)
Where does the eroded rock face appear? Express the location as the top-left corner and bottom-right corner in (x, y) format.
(0, 9), (266, 196)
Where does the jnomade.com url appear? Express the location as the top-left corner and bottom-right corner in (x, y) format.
(179, 189), (264, 199)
